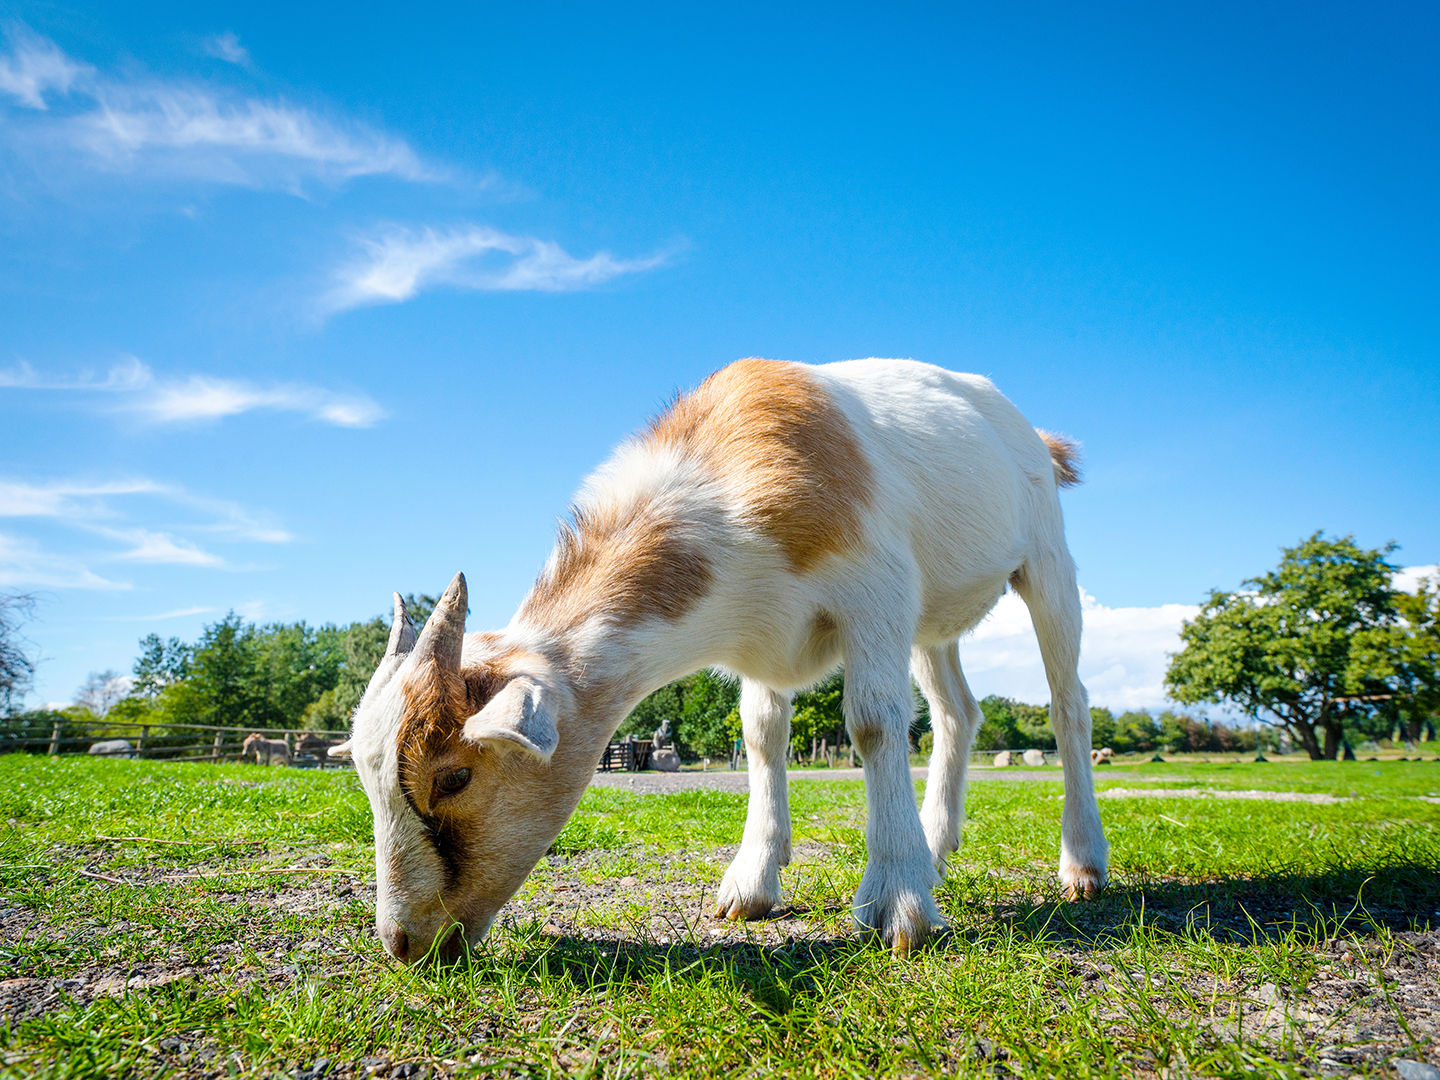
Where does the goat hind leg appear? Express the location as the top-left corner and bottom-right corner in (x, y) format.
(1012, 554), (1108, 899)
(715, 680), (792, 920)
(912, 641), (983, 873)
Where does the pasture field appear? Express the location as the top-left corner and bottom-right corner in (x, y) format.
(0, 756), (1436, 1079)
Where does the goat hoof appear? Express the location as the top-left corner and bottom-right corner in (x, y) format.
(1060, 866), (1106, 901)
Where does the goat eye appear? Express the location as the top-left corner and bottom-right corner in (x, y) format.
(435, 767), (471, 797)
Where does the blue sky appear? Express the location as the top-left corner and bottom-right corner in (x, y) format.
(2, 1), (1436, 711)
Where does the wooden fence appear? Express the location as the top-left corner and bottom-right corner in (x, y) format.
(0, 716), (351, 768)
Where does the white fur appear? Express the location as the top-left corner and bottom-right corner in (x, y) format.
(347, 358), (1108, 958)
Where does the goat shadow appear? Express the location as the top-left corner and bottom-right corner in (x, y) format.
(424, 859), (1438, 1003)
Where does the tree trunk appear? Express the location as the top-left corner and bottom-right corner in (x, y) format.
(1321, 722), (1341, 761)
(1295, 722), (1325, 761)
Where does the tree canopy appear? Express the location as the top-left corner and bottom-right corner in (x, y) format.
(1165, 532), (1432, 760)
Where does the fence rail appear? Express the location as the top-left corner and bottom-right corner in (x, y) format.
(0, 717), (351, 768)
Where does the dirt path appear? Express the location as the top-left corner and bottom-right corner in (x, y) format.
(589, 765), (1172, 794)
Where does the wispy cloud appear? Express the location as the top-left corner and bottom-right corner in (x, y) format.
(324, 224), (671, 313)
(0, 25), (433, 190)
(105, 605), (219, 621)
(0, 356), (384, 427)
(0, 24), (86, 109)
(201, 32), (249, 67)
(102, 528), (224, 567)
(0, 475), (290, 586)
(0, 531), (128, 589)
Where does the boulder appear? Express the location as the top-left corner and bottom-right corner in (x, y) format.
(88, 739), (134, 757)
(1022, 748), (1046, 768)
(649, 748), (681, 772)
(992, 750), (1013, 768)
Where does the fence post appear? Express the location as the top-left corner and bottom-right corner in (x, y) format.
(212, 731), (223, 763)
(48, 720), (62, 756)
(138, 725), (149, 757)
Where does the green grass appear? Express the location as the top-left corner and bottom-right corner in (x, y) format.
(0, 754), (1436, 1078)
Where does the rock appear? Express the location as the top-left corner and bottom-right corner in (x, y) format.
(649, 748), (681, 772)
(992, 751), (1012, 767)
(1022, 748), (1046, 767)
(1395, 1062), (1440, 1080)
(88, 739), (133, 757)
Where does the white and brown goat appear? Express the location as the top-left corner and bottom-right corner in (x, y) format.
(332, 358), (1108, 960)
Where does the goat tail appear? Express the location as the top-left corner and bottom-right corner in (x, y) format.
(1035, 429), (1082, 488)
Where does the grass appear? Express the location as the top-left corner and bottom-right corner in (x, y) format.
(0, 755), (1436, 1078)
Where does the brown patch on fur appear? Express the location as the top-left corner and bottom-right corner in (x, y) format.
(646, 358), (873, 572)
(1037, 429), (1082, 488)
(519, 498), (715, 633)
(518, 358), (871, 634)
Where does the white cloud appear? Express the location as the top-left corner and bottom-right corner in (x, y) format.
(0, 356), (384, 428)
(1395, 564), (1437, 594)
(959, 564), (1439, 711)
(0, 25), (432, 190)
(324, 224), (670, 313)
(201, 32), (249, 67)
(960, 587), (1199, 711)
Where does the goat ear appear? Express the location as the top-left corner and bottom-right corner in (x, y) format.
(412, 573), (466, 671)
(460, 678), (558, 763)
(327, 740), (353, 760)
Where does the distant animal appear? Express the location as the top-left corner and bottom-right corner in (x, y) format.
(296, 734), (345, 758)
(88, 739), (134, 757)
(241, 732), (291, 766)
(1091, 747), (1113, 765)
(331, 358), (1108, 962)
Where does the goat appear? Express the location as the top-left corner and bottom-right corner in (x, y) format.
(241, 732), (291, 766)
(332, 358), (1108, 961)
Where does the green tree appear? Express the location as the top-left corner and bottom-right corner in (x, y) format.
(132, 634), (193, 698)
(1165, 532), (1404, 760)
(302, 617), (389, 729)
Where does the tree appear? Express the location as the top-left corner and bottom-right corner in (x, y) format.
(132, 634), (193, 698)
(1165, 532), (1404, 760)
(0, 592), (37, 716)
(1351, 574), (1440, 744)
(74, 670), (130, 717)
(975, 696), (1054, 750)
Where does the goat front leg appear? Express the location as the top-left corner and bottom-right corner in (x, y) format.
(715, 680), (792, 920)
(847, 637), (943, 950)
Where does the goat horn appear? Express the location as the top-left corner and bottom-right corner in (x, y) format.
(385, 592), (417, 658)
(411, 572), (467, 671)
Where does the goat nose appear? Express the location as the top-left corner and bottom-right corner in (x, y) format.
(380, 922), (409, 962)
